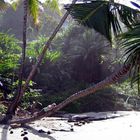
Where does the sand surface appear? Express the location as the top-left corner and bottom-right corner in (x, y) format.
(0, 111), (140, 140)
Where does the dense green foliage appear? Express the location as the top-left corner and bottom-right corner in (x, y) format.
(0, 23), (138, 112)
(0, 0), (140, 115)
(0, 0), (61, 40)
(0, 33), (20, 74)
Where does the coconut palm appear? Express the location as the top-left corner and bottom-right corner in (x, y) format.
(0, 0), (40, 122)
(66, 0), (140, 88)
(4, 0), (41, 119)
(8, 1), (140, 124)
(1, 0), (61, 123)
(10, 63), (131, 124)
(65, 0), (140, 83)
(1, 0), (140, 125)
(65, 0), (139, 40)
(0, 0), (78, 124)
(66, 1), (140, 90)
(62, 27), (109, 83)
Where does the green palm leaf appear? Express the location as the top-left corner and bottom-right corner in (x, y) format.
(11, 0), (21, 11)
(65, 1), (138, 41)
(120, 23), (140, 87)
(45, 0), (61, 15)
(28, 0), (39, 25)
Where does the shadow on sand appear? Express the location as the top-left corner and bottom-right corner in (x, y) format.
(1, 125), (9, 140)
(23, 125), (57, 140)
(0, 124), (57, 140)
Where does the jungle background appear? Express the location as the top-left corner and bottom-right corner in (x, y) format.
(0, 0), (140, 117)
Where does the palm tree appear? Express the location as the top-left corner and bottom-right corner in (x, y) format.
(0, 0), (40, 122)
(65, 0), (138, 40)
(120, 23), (140, 93)
(1, 0), (140, 125)
(66, 0), (140, 86)
(0, 0), (61, 123)
(63, 27), (108, 83)
(0, 0), (78, 124)
(8, 1), (140, 124)
(10, 64), (131, 124)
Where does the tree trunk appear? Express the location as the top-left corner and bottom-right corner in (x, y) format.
(0, 0), (77, 124)
(3, 0), (28, 122)
(10, 64), (131, 124)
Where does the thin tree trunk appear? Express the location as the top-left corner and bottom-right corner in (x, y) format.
(1, 0), (77, 124)
(10, 64), (131, 124)
(2, 0), (28, 122)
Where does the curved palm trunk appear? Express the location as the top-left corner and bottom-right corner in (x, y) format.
(0, 0), (77, 124)
(10, 64), (131, 124)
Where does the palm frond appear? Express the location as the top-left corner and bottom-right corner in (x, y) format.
(120, 23), (140, 88)
(28, 0), (39, 25)
(45, 0), (61, 15)
(130, 1), (140, 9)
(10, 0), (21, 11)
(65, 1), (139, 41)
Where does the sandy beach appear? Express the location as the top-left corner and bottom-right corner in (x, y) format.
(0, 111), (140, 140)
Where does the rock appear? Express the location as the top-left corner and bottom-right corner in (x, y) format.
(10, 123), (21, 128)
(10, 131), (13, 134)
(74, 122), (83, 126)
(21, 133), (25, 137)
(70, 128), (74, 131)
(47, 130), (52, 135)
(23, 137), (28, 140)
(43, 103), (56, 112)
(21, 131), (28, 136)
(24, 132), (28, 135)
(68, 112), (125, 122)
(38, 129), (46, 133)
(68, 115), (89, 122)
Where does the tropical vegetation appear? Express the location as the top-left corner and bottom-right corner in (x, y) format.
(0, 0), (140, 125)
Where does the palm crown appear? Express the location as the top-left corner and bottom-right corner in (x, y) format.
(66, 0), (140, 85)
(65, 0), (139, 41)
(0, 0), (60, 25)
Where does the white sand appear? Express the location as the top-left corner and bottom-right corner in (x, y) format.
(0, 111), (140, 140)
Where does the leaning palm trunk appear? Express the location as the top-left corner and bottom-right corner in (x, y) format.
(10, 64), (131, 124)
(1, 0), (77, 124)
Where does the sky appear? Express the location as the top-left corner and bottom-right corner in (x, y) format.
(4, 0), (140, 10)
(116, 0), (140, 9)
(59, 0), (72, 4)
(60, 0), (140, 9)
(60, 0), (140, 10)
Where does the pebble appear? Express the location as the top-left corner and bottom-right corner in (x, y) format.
(47, 131), (51, 135)
(80, 121), (86, 125)
(74, 122), (82, 126)
(23, 136), (29, 140)
(10, 131), (13, 134)
(70, 128), (74, 131)
(21, 133), (25, 137)
(24, 132), (28, 135)
(38, 129), (46, 133)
